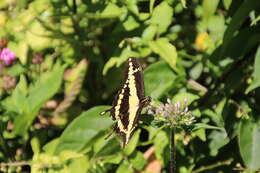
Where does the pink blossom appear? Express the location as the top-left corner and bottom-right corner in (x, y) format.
(0, 48), (16, 66)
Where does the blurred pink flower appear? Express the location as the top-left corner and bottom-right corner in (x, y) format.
(0, 48), (16, 66)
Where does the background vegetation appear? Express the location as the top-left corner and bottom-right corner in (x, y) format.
(0, 0), (260, 172)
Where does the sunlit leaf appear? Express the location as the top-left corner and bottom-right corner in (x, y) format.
(54, 106), (113, 154)
(150, 1), (173, 34)
(144, 61), (176, 99)
(13, 63), (64, 135)
(149, 38), (178, 70)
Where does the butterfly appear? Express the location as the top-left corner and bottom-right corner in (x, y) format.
(100, 58), (150, 147)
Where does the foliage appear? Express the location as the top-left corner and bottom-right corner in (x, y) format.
(0, 0), (260, 172)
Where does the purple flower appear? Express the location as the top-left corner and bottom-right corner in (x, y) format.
(0, 48), (16, 66)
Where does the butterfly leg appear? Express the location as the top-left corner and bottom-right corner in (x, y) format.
(140, 96), (151, 107)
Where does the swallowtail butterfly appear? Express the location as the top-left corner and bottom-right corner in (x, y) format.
(100, 58), (150, 147)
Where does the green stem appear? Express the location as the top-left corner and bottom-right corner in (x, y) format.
(169, 127), (176, 173)
(193, 158), (233, 173)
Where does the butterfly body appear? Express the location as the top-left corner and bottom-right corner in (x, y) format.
(101, 58), (150, 147)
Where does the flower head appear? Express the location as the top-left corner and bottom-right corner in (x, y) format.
(0, 48), (16, 66)
(148, 98), (195, 127)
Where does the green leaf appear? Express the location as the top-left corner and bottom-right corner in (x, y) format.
(93, 137), (120, 157)
(154, 130), (169, 166)
(189, 62), (203, 80)
(26, 21), (53, 51)
(239, 118), (260, 170)
(150, 1), (173, 34)
(221, 0), (260, 55)
(129, 151), (147, 171)
(149, 38), (178, 70)
(181, 0), (187, 8)
(102, 49), (139, 75)
(43, 138), (60, 155)
(13, 63), (64, 135)
(102, 153), (123, 164)
(2, 64), (27, 76)
(101, 3), (123, 17)
(54, 106), (113, 154)
(222, 0), (232, 10)
(116, 160), (134, 173)
(1, 75), (28, 114)
(202, 0), (220, 21)
(142, 25), (157, 41)
(192, 123), (225, 131)
(125, 0), (139, 15)
(246, 45), (260, 93)
(67, 157), (90, 173)
(149, 0), (155, 13)
(144, 61), (176, 99)
(123, 129), (141, 155)
(172, 92), (199, 105)
(208, 130), (229, 156)
(123, 16), (140, 31)
(9, 40), (28, 65)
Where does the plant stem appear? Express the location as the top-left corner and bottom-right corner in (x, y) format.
(193, 158), (233, 173)
(169, 127), (176, 173)
(0, 161), (30, 167)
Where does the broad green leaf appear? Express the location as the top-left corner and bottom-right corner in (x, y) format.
(172, 92), (199, 105)
(221, 0), (260, 55)
(142, 25), (157, 41)
(2, 64), (27, 76)
(54, 106), (113, 154)
(129, 151), (147, 171)
(124, 129), (141, 155)
(149, 0), (155, 13)
(125, 0), (139, 15)
(101, 3), (123, 17)
(1, 75), (28, 114)
(181, 0), (187, 8)
(13, 63), (64, 135)
(190, 62), (203, 80)
(102, 57), (120, 75)
(67, 157), (90, 173)
(9, 40), (28, 65)
(202, 108), (224, 128)
(239, 118), (260, 170)
(202, 0), (219, 21)
(94, 137), (120, 157)
(154, 130), (169, 167)
(103, 153), (123, 164)
(116, 160), (134, 173)
(222, 0), (232, 10)
(43, 138), (60, 155)
(102, 49), (139, 75)
(149, 38), (177, 70)
(246, 45), (260, 93)
(208, 130), (229, 156)
(123, 16), (140, 31)
(144, 61), (176, 99)
(150, 1), (173, 34)
(26, 21), (53, 51)
(193, 128), (206, 141)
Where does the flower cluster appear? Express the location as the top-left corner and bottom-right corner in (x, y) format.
(148, 98), (195, 128)
(0, 47), (16, 66)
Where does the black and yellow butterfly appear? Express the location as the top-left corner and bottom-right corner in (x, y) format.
(100, 58), (150, 147)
